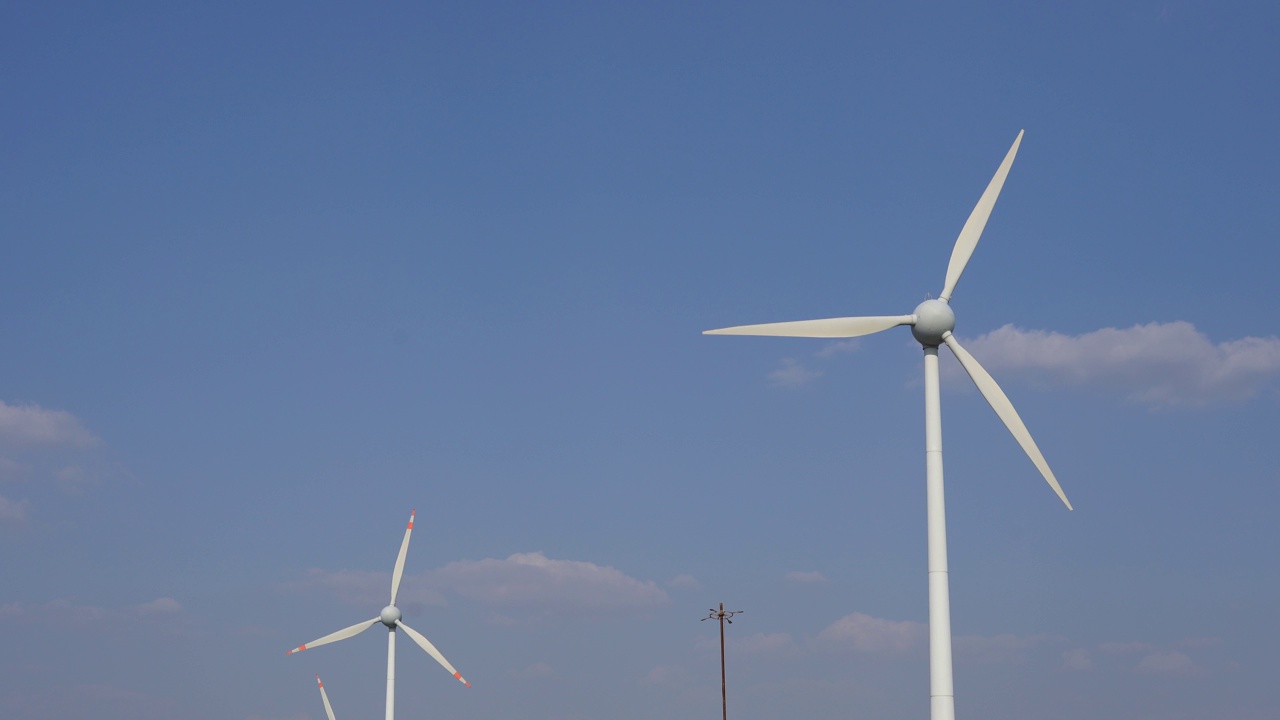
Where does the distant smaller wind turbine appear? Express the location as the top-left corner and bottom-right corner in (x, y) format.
(287, 510), (470, 720)
(315, 675), (337, 720)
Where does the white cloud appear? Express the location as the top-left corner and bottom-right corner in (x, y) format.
(763, 339), (870, 388)
(2, 599), (108, 624)
(816, 612), (1051, 663)
(0, 457), (28, 482)
(0, 401), (100, 448)
(1098, 640), (1155, 655)
(286, 568), (446, 609)
(432, 552), (669, 615)
(0, 597), (182, 622)
(135, 597), (182, 615)
(697, 631), (796, 656)
(958, 322), (1280, 407)
(667, 574), (701, 589)
(784, 570), (827, 584)
(817, 612), (925, 653)
(0, 495), (28, 525)
(1060, 647), (1093, 671)
(815, 340), (862, 359)
(641, 664), (684, 686)
(55, 464), (99, 494)
(953, 632), (1048, 664)
(1178, 636), (1223, 648)
(1135, 650), (1206, 677)
(770, 358), (823, 388)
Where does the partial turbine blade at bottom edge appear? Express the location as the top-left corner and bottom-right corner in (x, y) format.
(703, 314), (913, 338)
(397, 620), (471, 687)
(286, 617), (380, 655)
(316, 675), (337, 720)
(942, 333), (1073, 510)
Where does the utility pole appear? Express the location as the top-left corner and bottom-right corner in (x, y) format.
(702, 603), (743, 720)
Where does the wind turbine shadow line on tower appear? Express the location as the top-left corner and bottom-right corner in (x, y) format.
(287, 509), (470, 720)
(704, 130), (1073, 720)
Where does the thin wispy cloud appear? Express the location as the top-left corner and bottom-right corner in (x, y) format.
(1089, 638), (1215, 677)
(0, 457), (28, 482)
(1178, 636), (1223, 649)
(433, 552), (669, 614)
(135, 597), (183, 616)
(0, 402), (120, 520)
(0, 496), (28, 525)
(293, 552), (669, 617)
(958, 322), (1280, 407)
(1098, 640), (1154, 655)
(817, 612), (925, 653)
(1060, 647), (1093, 671)
(770, 340), (864, 388)
(1135, 650), (1207, 677)
(770, 358), (823, 388)
(817, 612), (1052, 665)
(1075, 635), (1213, 676)
(696, 631), (797, 656)
(953, 632), (1050, 664)
(285, 568), (446, 609)
(55, 464), (98, 494)
(815, 339), (862, 359)
(0, 401), (100, 449)
(0, 597), (181, 623)
(667, 574), (701, 589)
(640, 664), (685, 686)
(784, 570), (827, 584)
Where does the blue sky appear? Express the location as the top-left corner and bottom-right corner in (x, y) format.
(2, 2), (1279, 718)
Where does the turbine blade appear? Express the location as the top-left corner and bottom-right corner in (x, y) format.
(397, 620), (471, 688)
(940, 130), (1024, 302)
(316, 675), (337, 720)
(703, 315), (913, 338)
(942, 333), (1073, 510)
(286, 617), (380, 655)
(390, 509), (415, 606)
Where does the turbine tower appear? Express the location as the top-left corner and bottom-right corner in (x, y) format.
(287, 510), (471, 720)
(704, 130), (1071, 720)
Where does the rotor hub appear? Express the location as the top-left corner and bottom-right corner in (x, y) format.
(380, 605), (402, 628)
(911, 299), (955, 347)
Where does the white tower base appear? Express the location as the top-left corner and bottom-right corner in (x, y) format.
(924, 347), (955, 720)
(386, 628), (397, 720)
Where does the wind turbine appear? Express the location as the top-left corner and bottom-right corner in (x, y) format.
(287, 510), (471, 720)
(704, 130), (1070, 720)
(315, 675), (337, 720)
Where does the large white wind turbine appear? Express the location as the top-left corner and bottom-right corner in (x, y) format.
(705, 130), (1070, 720)
(287, 510), (471, 720)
